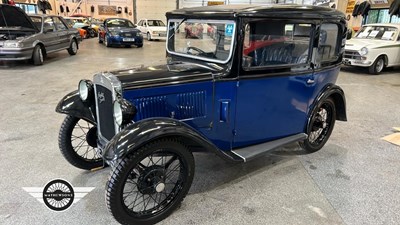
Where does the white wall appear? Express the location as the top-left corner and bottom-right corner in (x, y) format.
(136, 0), (176, 23)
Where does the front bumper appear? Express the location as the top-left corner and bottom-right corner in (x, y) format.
(108, 35), (143, 46)
(0, 46), (34, 61)
(343, 58), (373, 67)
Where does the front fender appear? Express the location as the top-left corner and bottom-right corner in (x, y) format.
(103, 118), (239, 162)
(55, 90), (96, 124)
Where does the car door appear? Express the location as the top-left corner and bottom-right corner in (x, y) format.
(136, 20), (144, 34)
(52, 16), (70, 49)
(41, 17), (59, 52)
(232, 20), (316, 148)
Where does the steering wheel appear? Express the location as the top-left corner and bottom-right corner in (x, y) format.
(187, 46), (206, 54)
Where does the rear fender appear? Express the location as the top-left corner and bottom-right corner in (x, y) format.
(309, 84), (347, 123)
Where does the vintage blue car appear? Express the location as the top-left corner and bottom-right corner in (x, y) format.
(56, 4), (347, 225)
(98, 18), (143, 48)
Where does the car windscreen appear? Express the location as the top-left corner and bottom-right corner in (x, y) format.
(355, 26), (398, 41)
(0, 6), (36, 30)
(107, 19), (135, 28)
(167, 19), (235, 64)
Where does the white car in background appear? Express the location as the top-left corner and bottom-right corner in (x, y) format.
(344, 23), (400, 74)
(136, 19), (167, 41)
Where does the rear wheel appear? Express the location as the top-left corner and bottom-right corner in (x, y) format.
(67, 39), (78, 55)
(106, 139), (194, 225)
(58, 115), (103, 170)
(98, 35), (103, 43)
(32, 45), (44, 66)
(369, 56), (385, 75)
(300, 98), (336, 153)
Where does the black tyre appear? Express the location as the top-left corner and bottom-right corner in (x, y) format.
(147, 32), (152, 41)
(89, 29), (96, 38)
(32, 45), (44, 66)
(106, 138), (195, 225)
(300, 98), (336, 153)
(98, 35), (103, 43)
(136, 44), (143, 48)
(105, 36), (111, 47)
(58, 115), (103, 170)
(67, 39), (78, 55)
(369, 56), (385, 75)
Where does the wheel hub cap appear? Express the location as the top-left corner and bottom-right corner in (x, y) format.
(155, 183), (165, 193)
(137, 165), (166, 195)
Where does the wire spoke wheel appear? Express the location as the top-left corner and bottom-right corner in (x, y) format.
(300, 98), (336, 153)
(106, 139), (194, 225)
(59, 115), (104, 170)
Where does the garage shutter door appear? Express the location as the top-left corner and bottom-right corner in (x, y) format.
(136, 0), (176, 22)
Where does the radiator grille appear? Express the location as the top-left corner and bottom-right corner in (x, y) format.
(344, 50), (362, 60)
(95, 85), (115, 141)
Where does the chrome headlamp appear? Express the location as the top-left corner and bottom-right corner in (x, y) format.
(3, 41), (24, 48)
(113, 98), (137, 127)
(78, 80), (93, 102)
(360, 47), (368, 56)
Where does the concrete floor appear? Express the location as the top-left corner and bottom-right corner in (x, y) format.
(1, 38), (400, 225)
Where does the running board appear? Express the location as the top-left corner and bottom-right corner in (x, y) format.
(231, 133), (307, 162)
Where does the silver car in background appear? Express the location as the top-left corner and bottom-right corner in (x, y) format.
(0, 4), (80, 65)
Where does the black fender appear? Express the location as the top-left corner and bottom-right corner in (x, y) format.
(55, 90), (96, 124)
(309, 84), (347, 124)
(103, 118), (241, 162)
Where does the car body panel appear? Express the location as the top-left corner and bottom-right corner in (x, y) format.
(57, 4), (347, 164)
(98, 18), (143, 46)
(136, 19), (167, 40)
(344, 23), (400, 67)
(0, 6), (79, 62)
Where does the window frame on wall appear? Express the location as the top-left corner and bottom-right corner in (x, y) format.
(15, 3), (38, 14)
(365, 9), (400, 25)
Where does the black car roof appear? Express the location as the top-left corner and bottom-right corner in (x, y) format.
(166, 4), (345, 20)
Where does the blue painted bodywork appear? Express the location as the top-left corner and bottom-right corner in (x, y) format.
(121, 66), (340, 151)
(106, 34), (143, 46)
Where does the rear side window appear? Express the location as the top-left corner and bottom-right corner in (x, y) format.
(53, 17), (68, 31)
(242, 20), (312, 69)
(318, 23), (339, 62)
(43, 17), (56, 32)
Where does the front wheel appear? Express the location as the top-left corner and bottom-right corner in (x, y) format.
(369, 56), (385, 75)
(58, 115), (103, 170)
(300, 98), (336, 153)
(147, 32), (152, 41)
(32, 45), (44, 66)
(106, 138), (194, 225)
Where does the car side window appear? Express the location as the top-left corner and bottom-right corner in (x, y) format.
(242, 20), (312, 70)
(43, 17), (56, 32)
(317, 23), (339, 63)
(53, 17), (68, 31)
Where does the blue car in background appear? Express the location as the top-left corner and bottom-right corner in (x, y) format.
(56, 4), (348, 225)
(98, 18), (143, 48)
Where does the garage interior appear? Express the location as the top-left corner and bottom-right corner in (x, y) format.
(1, 0), (400, 225)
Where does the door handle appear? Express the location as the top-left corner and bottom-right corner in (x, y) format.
(220, 100), (230, 123)
(306, 79), (315, 84)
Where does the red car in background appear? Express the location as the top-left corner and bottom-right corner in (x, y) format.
(185, 23), (203, 39)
